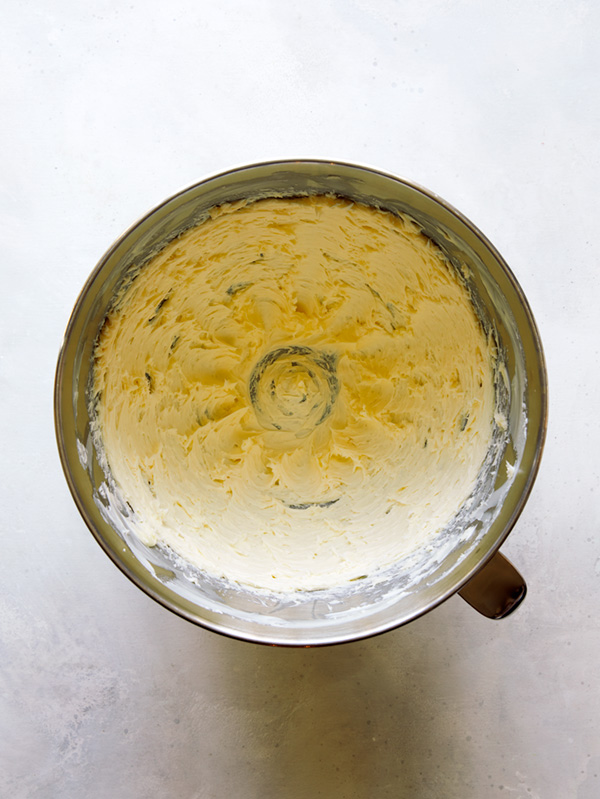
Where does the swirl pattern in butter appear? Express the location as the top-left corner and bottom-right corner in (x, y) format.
(91, 195), (495, 591)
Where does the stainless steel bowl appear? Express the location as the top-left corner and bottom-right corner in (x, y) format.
(54, 160), (548, 646)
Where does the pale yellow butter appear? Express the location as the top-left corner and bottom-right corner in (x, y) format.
(92, 195), (495, 591)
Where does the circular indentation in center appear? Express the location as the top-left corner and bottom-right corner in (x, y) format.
(249, 346), (339, 434)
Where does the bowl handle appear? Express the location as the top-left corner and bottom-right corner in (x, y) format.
(458, 551), (526, 619)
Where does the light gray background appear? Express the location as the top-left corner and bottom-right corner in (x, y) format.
(1, 2), (598, 797)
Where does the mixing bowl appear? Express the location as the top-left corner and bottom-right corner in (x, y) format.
(54, 160), (547, 646)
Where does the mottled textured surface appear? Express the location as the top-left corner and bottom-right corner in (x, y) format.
(91, 196), (495, 591)
(1, 1), (598, 797)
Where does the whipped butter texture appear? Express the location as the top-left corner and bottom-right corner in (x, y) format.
(91, 195), (495, 592)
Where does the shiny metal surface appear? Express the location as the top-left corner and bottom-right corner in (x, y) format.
(458, 551), (527, 619)
(54, 160), (548, 646)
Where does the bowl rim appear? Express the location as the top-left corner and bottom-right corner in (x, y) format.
(54, 158), (549, 646)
